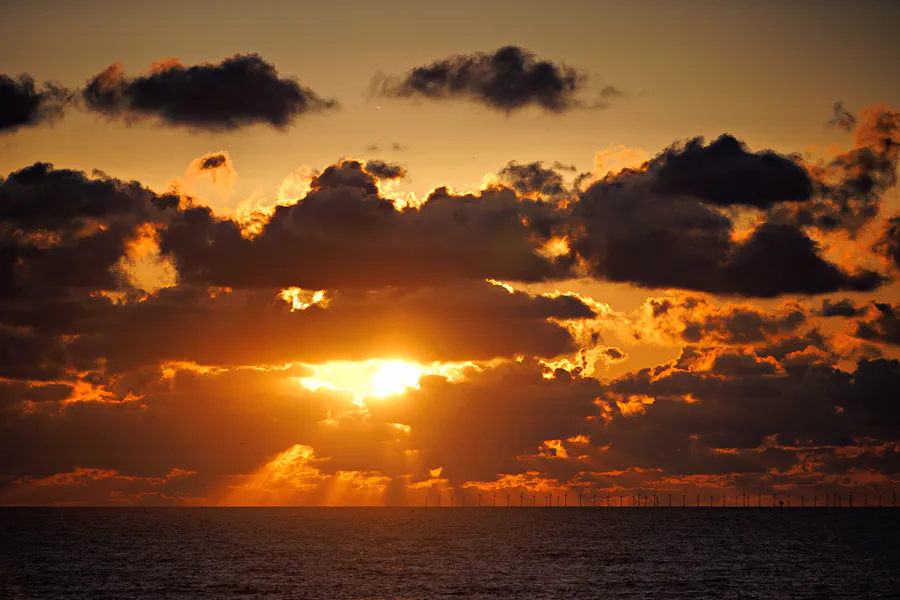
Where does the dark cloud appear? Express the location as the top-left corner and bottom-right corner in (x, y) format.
(0, 162), (178, 299)
(753, 329), (835, 367)
(820, 298), (865, 318)
(0, 74), (70, 133)
(598, 347), (626, 363)
(676, 300), (806, 345)
(0, 366), (344, 491)
(309, 159), (383, 195)
(774, 105), (899, 234)
(817, 106), (898, 231)
(591, 349), (900, 478)
(650, 134), (813, 209)
(569, 169), (881, 297)
(829, 101), (857, 132)
(551, 161), (577, 172)
(82, 54), (337, 131)
(367, 143), (407, 152)
(556, 131), (883, 296)
(161, 179), (566, 290)
(599, 86), (627, 99)
(852, 302), (900, 346)
(363, 159), (406, 180)
(368, 361), (602, 482)
(0, 162), (175, 231)
(374, 46), (588, 113)
(198, 153), (227, 171)
(723, 222), (882, 296)
(709, 349), (779, 377)
(154, 144), (884, 297)
(878, 213), (900, 270)
(498, 160), (572, 202)
(632, 296), (835, 369)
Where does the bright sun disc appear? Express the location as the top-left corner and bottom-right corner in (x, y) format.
(372, 362), (421, 397)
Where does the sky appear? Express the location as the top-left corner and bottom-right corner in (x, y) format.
(1, 0), (899, 506)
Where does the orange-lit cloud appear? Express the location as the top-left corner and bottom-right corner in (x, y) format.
(3, 104), (900, 506)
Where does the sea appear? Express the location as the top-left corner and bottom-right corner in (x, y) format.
(2, 508), (899, 599)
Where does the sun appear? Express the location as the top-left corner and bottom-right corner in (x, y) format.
(372, 362), (421, 397)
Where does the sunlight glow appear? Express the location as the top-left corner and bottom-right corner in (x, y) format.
(372, 362), (421, 397)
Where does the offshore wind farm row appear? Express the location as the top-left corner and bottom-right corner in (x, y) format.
(423, 491), (899, 508)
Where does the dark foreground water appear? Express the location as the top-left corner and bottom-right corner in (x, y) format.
(2, 508), (900, 599)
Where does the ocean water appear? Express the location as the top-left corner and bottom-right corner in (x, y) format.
(2, 508), (899, 599)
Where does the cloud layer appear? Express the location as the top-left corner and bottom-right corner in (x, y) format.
(1, 101), (899, 506)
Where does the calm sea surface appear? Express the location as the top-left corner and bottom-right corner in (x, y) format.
(2, 508), (899, 599)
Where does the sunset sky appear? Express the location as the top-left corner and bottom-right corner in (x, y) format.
(1, 0), (899, 506)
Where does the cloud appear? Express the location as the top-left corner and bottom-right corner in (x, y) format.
(828, 101), (857, 132)
(820, 298), (865, 318)
(359, 159), (406, 181)
(81, 54), (337, 131)
(633, 295), (808, 346)
(586, 349), (900, 485)
(173, 152), (238, 212)
(599, 86), (627, 99)
(3, 116), (900, 505)
(367, 360), (603, 482)
(0, 366), (350, 496)
(569, 169), (882, 297)
(2, 332), (899, 504)
(66, 282), (595, 372)
(879, 213), (900, 270)
(650, 134), (813, 209)
(198, 153), (227, 171)
(373, 46), (590, 113)
(775, 104), (900, 234)
(309, 159), (384, 195)
(497, 160), (577, 202)
(0, 162), (173, 230)
(0, 74), (70, 133)
(0, 162), (179, 300)
(161, 169), (568, 290)
(851, 302), (900, 346)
